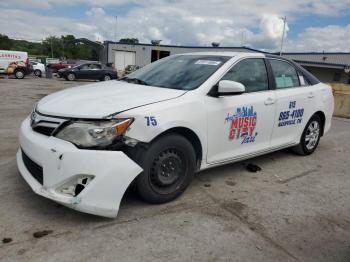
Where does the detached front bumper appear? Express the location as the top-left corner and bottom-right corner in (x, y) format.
(17, 117), (143, 218)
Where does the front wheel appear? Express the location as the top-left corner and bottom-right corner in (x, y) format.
(34, 69), (42, 77)
(292, 115), (322, 155)
(136, 134), (196, 204)
(67, 73), (75, 81)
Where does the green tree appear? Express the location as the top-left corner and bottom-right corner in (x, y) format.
(42, 36), (63, 58)
(0, 34), (12, 50)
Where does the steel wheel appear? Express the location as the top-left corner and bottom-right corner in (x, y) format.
(136, 134), (196, 203)
(149, 148), (185, 194)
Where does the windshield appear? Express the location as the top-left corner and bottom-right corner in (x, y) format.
(123, 55), (230, 90)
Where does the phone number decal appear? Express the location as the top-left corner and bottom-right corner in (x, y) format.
(278, 101), (304, 127)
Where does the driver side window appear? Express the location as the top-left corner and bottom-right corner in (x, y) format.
(221, 58), (269, 92)
(80, 64), (90, 70)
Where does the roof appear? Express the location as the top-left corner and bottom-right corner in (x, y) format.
(178, 51), (265, 57)
(105, 41), (267, 53)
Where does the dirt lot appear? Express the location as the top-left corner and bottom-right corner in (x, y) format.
(1, 77), (350, 262)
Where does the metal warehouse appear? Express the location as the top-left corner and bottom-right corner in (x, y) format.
(99, 41), (350, 84)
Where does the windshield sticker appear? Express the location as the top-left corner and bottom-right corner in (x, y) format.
(195, 60), (222, 66)
(225, 106), (258, 144)
(278, 101), (304, 127)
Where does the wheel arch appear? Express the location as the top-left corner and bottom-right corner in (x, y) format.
(313, 111), (326, 136)
(150, 127), (203, 170)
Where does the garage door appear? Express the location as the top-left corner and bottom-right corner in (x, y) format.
(114, 51), (136, 71)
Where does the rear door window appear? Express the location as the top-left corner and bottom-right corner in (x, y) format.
(270, 60), (300, 89)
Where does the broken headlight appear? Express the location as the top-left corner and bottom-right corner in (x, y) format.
(55, 119), (133, 148)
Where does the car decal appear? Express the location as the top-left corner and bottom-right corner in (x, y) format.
(145, 116), (157, 126)
(225, 106), (258, 144)
(278, 101), (304, 127)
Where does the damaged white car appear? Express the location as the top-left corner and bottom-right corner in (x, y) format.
(17, 52), (334, 217)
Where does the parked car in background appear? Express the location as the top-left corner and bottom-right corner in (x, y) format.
(0, 50), (32, 79)
(30, 61), (45, 77)
(124, 65), (140, 75)
(58, 63), (118, 81)
(47, 62), (73, 73)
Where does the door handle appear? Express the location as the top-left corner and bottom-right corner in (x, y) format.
(307, 92), (315, 98)
(264, 97), (275, 105)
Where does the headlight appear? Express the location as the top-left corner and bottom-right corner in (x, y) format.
(55, 118), (133, 148)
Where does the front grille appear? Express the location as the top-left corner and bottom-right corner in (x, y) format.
(32, 126), (55, 136)
(21, 150), (43, 185)
(31, 112), (67, 136)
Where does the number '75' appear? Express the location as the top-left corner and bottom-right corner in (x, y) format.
(145, 116), (157, 126)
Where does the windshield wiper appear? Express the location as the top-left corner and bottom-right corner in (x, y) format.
(120, 77), (149, 86)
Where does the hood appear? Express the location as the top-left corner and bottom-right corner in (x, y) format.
(36, 81), (186, 118)
(58, 68), (69, 72)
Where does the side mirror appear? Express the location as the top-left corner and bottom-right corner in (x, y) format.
(217, 80), (245, 95)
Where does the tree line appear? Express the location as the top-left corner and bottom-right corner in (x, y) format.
(0, 34), (98, 61)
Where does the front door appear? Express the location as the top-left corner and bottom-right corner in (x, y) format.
(206, 58), (276, 164)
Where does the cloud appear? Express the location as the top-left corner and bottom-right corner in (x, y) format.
(0, 1), (349, 52)
(286, 24), (350, 52)
(86, 7), (106, 17)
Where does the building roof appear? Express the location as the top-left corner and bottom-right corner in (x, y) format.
(281, 52), (350, 67)
(106, 41), (350, 68)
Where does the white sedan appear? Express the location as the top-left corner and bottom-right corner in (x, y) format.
(31, 61), (46, 77)
(17, 52), (334, 217)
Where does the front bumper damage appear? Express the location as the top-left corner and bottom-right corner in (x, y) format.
(17, 117), (143, 218)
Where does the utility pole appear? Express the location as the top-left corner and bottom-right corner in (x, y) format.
(279, 16), (287, 56)
(51, 38), (53, 58)
(114, 16), (118, 42)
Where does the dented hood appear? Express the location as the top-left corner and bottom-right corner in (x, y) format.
(36, 81), (186, 118)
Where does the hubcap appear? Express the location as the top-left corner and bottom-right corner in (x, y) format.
(305, 120), (320, 150)
(150, 149), (185, 192)
(68, 74), (74, 80)
(16, 71), (24, 78)
(104, 75), (111, 81)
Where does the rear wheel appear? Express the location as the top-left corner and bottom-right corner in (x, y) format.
(102, 74), (111, 81)
(136, 134), (196, 203)
(14, 69), (25, 79)
(292, 115), (322, 155)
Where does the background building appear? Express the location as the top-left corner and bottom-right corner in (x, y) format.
(100, 41), (350, 84)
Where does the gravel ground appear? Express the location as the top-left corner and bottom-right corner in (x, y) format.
(0, 77), (350, 262)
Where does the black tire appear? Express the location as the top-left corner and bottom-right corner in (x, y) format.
(67, 73), (75, 81)
(34, 69), (42, 77)
(14, 69), (25, 79)
(136, 134), (196, 204)
(102, 74), (111, 81)
(292, 114), (322, 155)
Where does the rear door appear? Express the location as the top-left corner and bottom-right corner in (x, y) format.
(206, 58), (276, 164)
(268, 59), (316, 148)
